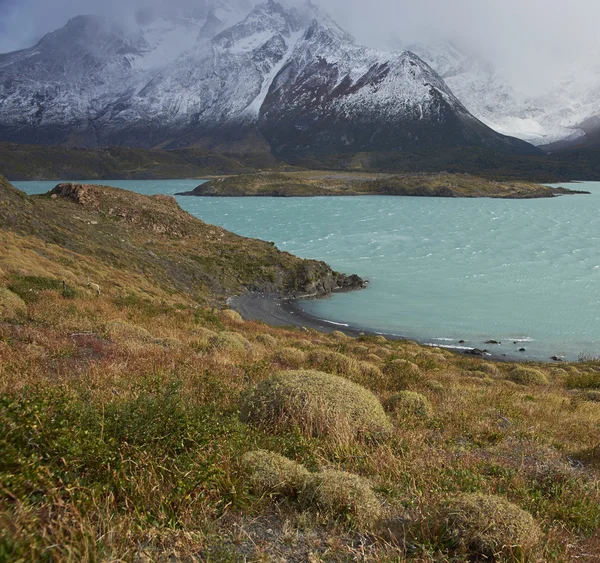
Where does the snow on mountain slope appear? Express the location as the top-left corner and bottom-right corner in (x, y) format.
(0, 1), (537, 155)
(407, 41), (592, 146)
(259, 18), (534, 158)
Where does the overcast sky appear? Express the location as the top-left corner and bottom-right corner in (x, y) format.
(1, 0), (598, 94)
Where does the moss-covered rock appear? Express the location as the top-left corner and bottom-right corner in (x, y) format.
(241, 450), (310, 498)
(240, 370), (391, 441)
(437, 493), (541, 560)
(0, 287), (27, 321)
(300, 470), (382, 529)
(384, 391), (433, 418)
(506, 366), (549, 386)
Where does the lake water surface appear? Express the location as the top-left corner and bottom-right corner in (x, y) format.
(15, 179), (600, 361)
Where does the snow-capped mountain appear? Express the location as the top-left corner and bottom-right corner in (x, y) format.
(0, 1), (536, 157)
(407, 41), (600, 147)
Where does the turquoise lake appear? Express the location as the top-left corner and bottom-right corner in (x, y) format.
(15, 179), (600, 361)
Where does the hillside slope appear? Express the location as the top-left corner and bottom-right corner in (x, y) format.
(0, 173), (598, 561)
(0, 176), (363, 301)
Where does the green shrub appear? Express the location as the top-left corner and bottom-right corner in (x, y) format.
(240, 370), (391, 441)
(0, 287), (27, 321)
(437, 493), (541, 560)
(300, 470), (382, 529)
(506, 366), (548, 386)
(241, 450), (310, 497)
(384, 391), (433, 418)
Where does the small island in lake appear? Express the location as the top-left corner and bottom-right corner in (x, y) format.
(177, 171), (590, 199)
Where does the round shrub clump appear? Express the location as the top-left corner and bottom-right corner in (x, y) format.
(274, 347), (307, 368)
(209, 331), (250, 351)
(300, 470), (382, 529)
(0, 287), (27, 321)
(384, 391), (433, 418)
(308, 349), (359, 376)
(437, 493), (541, 560)
(220, 309), (244, 323)
(256, 333), (277, 347)
(241, 450), (310, 497)
(330, 330), (348, 341)
(358, 361), (384, 381)
(240, 370), (392, 441)
(478, 362), (501, 377)
(506, 366), (549, 386)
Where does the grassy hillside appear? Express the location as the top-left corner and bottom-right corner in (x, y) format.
(180, 171), (587, 199)
(0, 176), (599, 561)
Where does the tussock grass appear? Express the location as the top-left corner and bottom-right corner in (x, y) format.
(506, 366), (549, 386)
(384, 391), (433, 419)
(435, 493), (541, 560)
(209, 331), (251, 351)
(299, 470), (382, 529)
(241, 450), (310, 497)
(240, 370), (391, 441)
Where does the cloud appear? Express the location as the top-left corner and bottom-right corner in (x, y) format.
(0, 0), (598, 95)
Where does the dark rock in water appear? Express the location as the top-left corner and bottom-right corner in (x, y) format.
(459, 340), (465, 344)
(464, 348), (488, 357)
(519, 348), (526, 352)
(485, 340), (501, 345)
(551, 356), (564, 362)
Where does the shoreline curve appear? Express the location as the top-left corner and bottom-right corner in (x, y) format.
(230, 292), (526, 363)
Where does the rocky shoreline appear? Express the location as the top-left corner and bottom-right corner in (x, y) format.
(230, 292), (536, 362)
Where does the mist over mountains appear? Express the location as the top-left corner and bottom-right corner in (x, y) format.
(0, 0), (599, 153)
